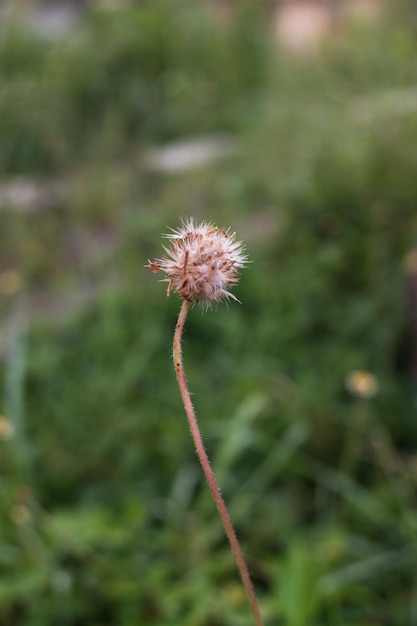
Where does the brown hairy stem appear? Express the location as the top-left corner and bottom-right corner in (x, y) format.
(173, 300), (264, 626)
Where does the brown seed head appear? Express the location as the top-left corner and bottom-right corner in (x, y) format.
(145, 218), (247, 305)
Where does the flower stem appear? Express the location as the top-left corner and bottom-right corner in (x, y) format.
(173, 300), (264, 626)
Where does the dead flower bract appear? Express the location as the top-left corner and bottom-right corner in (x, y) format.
(146, 218), (247, 305)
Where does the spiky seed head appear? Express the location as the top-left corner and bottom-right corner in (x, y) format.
(145, 218), (247, 306)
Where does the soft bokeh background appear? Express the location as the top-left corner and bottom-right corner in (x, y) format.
(1, 1), (417, 624)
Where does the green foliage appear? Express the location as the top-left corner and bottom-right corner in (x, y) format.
(1, 2), (417, 624)
(0, 1), (268, 174)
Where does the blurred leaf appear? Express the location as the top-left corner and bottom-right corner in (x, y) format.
(277, 542), (322, 626)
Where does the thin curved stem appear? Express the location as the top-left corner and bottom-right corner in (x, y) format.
(173, 300), (264, 626)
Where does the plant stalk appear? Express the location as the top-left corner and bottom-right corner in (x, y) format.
(173, 300), (264, 626)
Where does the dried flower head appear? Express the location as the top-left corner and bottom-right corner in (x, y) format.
(145, 218), (247, 305)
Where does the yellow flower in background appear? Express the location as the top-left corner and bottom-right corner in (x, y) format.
(0, 269), (22, 295)
(0, 415), (14, 440)
(345, 370), (379, 399)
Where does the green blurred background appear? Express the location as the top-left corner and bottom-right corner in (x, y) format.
(1, 1), (417, 624)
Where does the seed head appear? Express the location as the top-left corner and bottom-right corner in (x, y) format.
(145, 218), (247, 305)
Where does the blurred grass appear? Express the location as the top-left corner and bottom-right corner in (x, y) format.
(1, 1), (417, 624)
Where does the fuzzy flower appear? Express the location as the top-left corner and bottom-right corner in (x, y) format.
(145, 218), (247, 305)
